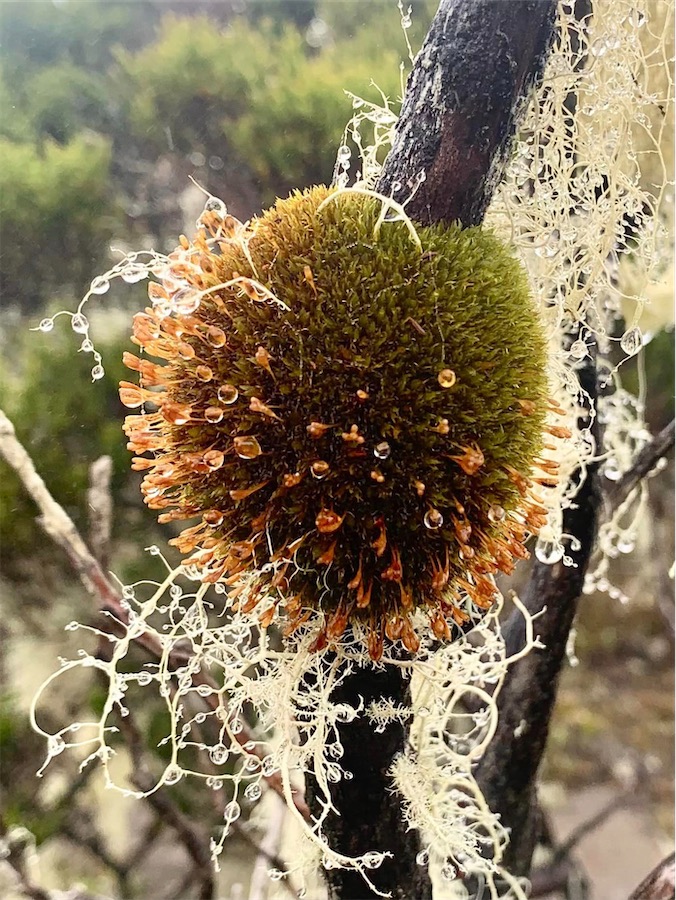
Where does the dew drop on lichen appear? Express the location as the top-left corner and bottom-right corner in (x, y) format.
(224, 801), (241, 822)
(244, 782), (262, 801)
(90, 276), (110, 295)
(39, 318), (54, 333)
(488, 505), (506, 523)
(374, 441), (391, 460)
(206, 325), (227, 348)
(620, 326), (643, 356)
(71, 313), (88, 334)
(535, 538), (564, 564)
(570, 339), (587, 359)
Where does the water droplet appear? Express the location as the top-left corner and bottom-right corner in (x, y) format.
(203, 449), (225, 470)
(174, 340), (193, 360)
(173, 288), (201, 315)
(311, 460), (330, 479)
(223, 801), (241, 822)
(437, 368), (456, 388)
(268, 868), (284, 882)
(535, 538), (564, 565)
(91, 365), (105, 381)
(39, 318), (54, 333)
(217, 383), (238, 404)
(604, 457), (622, 481)
(570, 339), (587, 360)
(261, 755), (278, 776)
(244, 782), (262, 801)
(121, 264), (147, 284)
(337, 144), (351, 165)
(164, 766), (182, 785)
(48, 735), (65, 756)
(137, 672), (152, 687)
(205, 197), (227, 216)
(202, 509), (225, 528)
(90, 276), (110, 295)
(617, 535), (635, 554)
(487, 504), (506, 523)
(71, 313), (88, 334)
(424, 508), (443, 530)
(206, 325), (226, 348)
(196, 365), (213, 382)
(210, 744), (228, 765)
(234, 436), (262, 459)
(65, 621), (79, 631)
(80, 338), (94, 353)
(205, 406), (224, 424)
(374, 441), (391, 460)
(440, 862), (458, 881)
(627, 7), (646, 27)
(620, 326), (642, 356)
(363, 852), (382, 869)
(416, 849), (429, 866)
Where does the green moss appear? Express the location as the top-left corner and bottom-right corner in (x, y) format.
(128, 186), (549, 656)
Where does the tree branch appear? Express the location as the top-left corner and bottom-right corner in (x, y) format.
(475, 351), (601, 876)
(306, 2), (559, 897)
(605, 419), (675, 513)
(379, 0), (558, 227)
(629, 853), (675, 900)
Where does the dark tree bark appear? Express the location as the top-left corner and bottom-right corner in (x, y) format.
(306, 2), (559, 898)
(379, 0), (558, 228)
(474, 353), (601, 877)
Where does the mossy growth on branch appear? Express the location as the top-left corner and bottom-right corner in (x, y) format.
(122, 185), (557, 659)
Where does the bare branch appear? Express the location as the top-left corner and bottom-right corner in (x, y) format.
(629, 853), (675, 900)
(378, 0), (558, 227)
(87, 455), (114, 571)
(605, 419), (675, 513)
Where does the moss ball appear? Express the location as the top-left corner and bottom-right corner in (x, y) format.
(122, 185), (551, 659)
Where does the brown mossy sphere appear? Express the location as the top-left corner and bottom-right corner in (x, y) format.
(122, 185), (553, 660)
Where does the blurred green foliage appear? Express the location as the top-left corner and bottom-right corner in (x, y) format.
(0, 135), (115, 310)
(0, 327), (136, 572)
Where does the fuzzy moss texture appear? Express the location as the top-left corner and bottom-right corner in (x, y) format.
(123, 185), (550, 659)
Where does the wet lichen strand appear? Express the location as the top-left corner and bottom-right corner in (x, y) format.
(122, 185), (553, 659)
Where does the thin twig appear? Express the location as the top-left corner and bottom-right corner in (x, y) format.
(87, 455), (114, 571)
(629, 852), (675, 900)
(0, 406), (309, 819)
(605, 419), (675, 513)
(550, 790), (633, 866)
